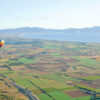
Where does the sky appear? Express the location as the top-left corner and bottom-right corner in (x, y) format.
(0, 0), (100, 29)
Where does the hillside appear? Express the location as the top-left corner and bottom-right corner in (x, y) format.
(0, 26), (100, 43)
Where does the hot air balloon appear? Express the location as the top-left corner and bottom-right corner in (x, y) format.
(0, 40), (5, 47)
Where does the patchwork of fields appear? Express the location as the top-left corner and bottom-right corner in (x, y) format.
(0, 38), (100, 100)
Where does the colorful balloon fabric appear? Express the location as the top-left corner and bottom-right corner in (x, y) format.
(0, 40), (5, 47)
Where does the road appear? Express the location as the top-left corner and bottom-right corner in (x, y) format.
(5, 81), (39, 100)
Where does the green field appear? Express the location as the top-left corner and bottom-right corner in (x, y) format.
(82, 75), (100, 81)
(41, 73), (79, 82)
(18, 57), (36, 64)
(38, 91), (92, 100)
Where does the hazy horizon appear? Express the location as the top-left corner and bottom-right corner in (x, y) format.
(0, 25), (100, 30)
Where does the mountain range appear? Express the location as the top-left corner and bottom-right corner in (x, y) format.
(0, 26), (100, 43)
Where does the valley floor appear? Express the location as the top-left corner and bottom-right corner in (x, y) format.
(0, 39), (100, 100)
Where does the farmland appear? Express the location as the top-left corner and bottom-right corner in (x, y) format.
(0, 38), (100, 100)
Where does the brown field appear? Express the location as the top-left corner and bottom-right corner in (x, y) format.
(11, 65), (25, 71)
(71, 80), (100, 89)
(65, 90), (89, 97)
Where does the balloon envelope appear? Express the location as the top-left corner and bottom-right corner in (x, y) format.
(0, 40), (5, 47)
